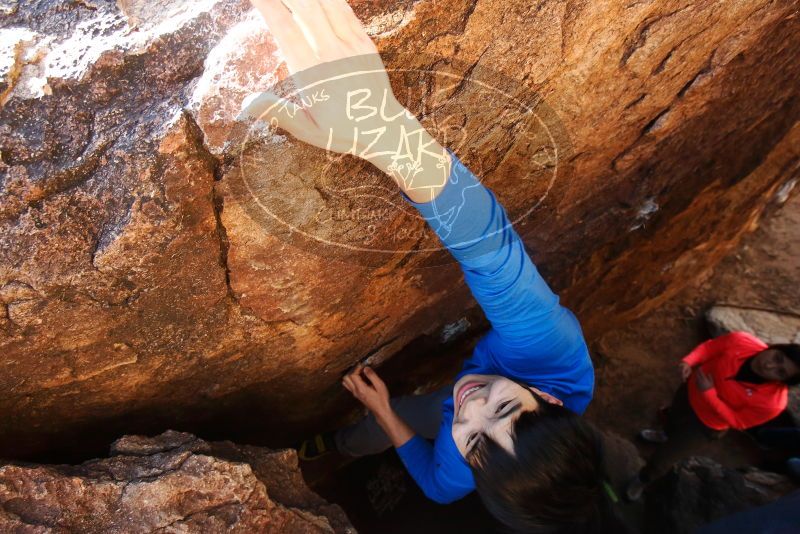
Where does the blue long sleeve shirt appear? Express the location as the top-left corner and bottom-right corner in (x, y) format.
(395, 149), (595, 504)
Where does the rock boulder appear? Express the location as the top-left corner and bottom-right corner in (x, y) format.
(705, 305), (800, 344)
(1, 0), (799, 459)
(0, 430), (354, 533)
(645, 456), (795, 534)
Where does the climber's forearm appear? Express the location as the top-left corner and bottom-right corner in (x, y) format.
(341, 365), (413, 447)
(373, 406), (416, 448)
(359, 108), (452, 204)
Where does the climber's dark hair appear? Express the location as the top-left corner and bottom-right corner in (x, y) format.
(466, 389), (630, 533)
(769, 343), (800, 385)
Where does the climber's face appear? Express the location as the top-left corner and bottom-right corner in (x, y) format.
(752, 348), (800, 382)
(450, 374), (562, 458)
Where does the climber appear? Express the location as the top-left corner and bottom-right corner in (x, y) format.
(625, 332), (800, 501)
(241, 1), (617, 531)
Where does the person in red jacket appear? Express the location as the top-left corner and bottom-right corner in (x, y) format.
(626, 332), (800, 501)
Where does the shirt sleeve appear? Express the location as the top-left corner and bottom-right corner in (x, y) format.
(698, 386), (782, 430)
(683, 331), (765, 367)
(394, 435), (472, 504)
(682, 335), (730, 367)
(402, 148), (584, 363)
(698, 386), (744, 428)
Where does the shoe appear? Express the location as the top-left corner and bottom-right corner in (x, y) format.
(639, 429), (668, 444)
(297, 432), (337, 461)
(625, 475), (645, 502)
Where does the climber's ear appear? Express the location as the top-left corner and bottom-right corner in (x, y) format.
(530, 386), (563, 406)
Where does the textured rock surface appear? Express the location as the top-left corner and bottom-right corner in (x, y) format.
(705, 305), (800, 344)
(0, 430), (353, 533)
(645, 456), (796, 534)
(1, 0), (800, 459)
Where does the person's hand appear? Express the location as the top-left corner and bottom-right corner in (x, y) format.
(343, 363), (415, 447)
(679, 362), (692, 382)
(243, 0), (405, 154)
(694, 367), (714, 392)
(342, 364), (391, 417)
(242, 0), (450, 201)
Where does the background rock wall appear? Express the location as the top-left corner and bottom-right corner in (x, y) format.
(1, 0), (799, 460)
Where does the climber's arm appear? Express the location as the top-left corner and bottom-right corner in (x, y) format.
(375, 408), (416, 448)
(394, 435), (474, 504)
(397, 150), (586, 368)
(682, 336), (728, 367)
(244, 0), (584, 363)
(342, 365), (414, 447)
(693, 368), (770, 430)
(696, 385), (747, 429)
(243, 0), (449, 204)
(342, 365), (471, 503)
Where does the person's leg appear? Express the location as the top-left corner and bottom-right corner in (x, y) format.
(335, 385), (451, 457)
(638, 416), (712, 483)
(639, 384), (717, 483)
(627, 384), (721, 500)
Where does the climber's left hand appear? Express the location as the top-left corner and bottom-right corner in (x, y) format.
(343, 364), (391, 417)
(242, 0), (406, 156)
(242, 0), (451, 202)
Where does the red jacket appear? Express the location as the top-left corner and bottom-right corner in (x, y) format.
(684, 331), (788, 431)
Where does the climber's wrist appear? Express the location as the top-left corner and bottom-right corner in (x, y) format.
(374, 407), (415, 448)
(357, 108), (451, 203)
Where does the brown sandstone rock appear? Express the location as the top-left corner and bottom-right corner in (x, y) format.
(0, 430), (354, 533)
(705, 304), (800, 344)
(0, 0), (799, 460)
